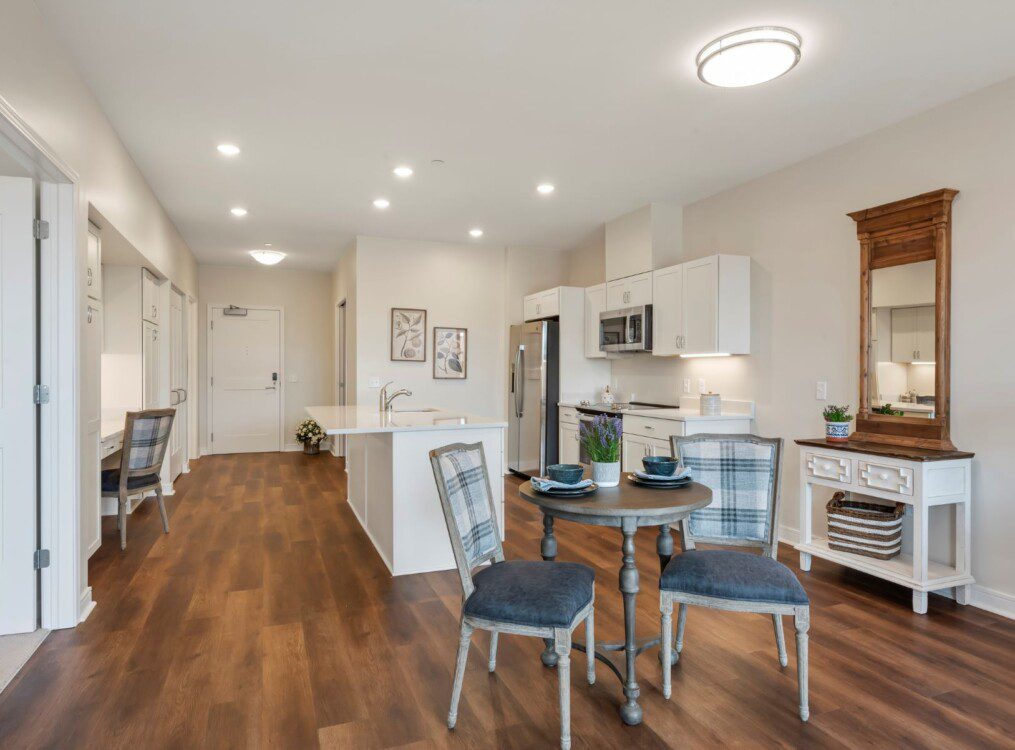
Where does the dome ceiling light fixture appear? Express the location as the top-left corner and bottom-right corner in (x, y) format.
(696, 26), (801, 88)
(249, 249), (286, 266)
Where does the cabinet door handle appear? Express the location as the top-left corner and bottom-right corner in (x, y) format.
(87, 268), (93, 286)
(86, 306), (94, 324)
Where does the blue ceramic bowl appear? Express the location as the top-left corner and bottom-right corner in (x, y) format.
(546, 464), (585, 485)
(642, 456), (679, 476)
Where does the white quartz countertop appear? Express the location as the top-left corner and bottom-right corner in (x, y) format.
(891, 402), (935, 412)
(306, 405), (507, 435)
(559, 396), (755, 423)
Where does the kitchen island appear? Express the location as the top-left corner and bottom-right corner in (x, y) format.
(306, 405), (507, 576)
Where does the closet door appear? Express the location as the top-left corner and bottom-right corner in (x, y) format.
(143, 320), (160, 408)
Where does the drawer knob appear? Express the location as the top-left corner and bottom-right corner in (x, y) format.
(878, 472), (889, 480)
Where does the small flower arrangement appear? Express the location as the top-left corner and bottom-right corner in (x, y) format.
(822, 405), (853, 423)
(580, 414), (622, 463)
(296, 419), (325, 445)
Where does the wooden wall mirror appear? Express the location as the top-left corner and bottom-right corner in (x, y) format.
(849, 189), (957, 451)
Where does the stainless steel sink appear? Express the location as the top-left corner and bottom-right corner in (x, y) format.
(390, 407), (440, 413)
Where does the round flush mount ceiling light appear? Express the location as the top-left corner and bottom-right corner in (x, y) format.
(469, 228), (484, 238)
(696, 27), (801, 87)
(373, 198), (390, 209)
(393, 166), (413, 178)
(536, 183), (555, 195)
(217, 143), (241, 156)
(230, 206), (248, 217)
(249, 249), (286, 266)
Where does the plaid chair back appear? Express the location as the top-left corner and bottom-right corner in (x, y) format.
(430, 443), (502, 588)
(673, 434), (782, 549)
(124, 410), (175, 475)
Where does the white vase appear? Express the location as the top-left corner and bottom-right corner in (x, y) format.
(592, 461), (621, 487)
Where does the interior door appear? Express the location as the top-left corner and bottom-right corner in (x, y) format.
(142, 320), (159, 408)
(169, 291), (185, 479)
(0, 176), (37, 634)
(209, 307), (282, 453)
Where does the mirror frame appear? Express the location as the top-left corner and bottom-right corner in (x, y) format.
(848, 188), (958, 451)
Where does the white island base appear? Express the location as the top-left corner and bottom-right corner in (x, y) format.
(307, 406), (506, 576)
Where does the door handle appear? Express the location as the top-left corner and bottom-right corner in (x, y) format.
(514, 348), (525, 418)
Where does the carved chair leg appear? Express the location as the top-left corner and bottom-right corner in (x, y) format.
(675, 602), (688, 653)
(660, 596), (673, 699)
(553, 628), (572, 750)
(773, 614), (788, 667)
(155, 485), (170, 534)
(795, 607), (810, 721)
(448, 621), (473, 729)
(118, 494), (128, 550)
(585, 611), (595, 685)
(488, 631), (498, 673)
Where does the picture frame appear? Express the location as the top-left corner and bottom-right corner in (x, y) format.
(390, 308), (427, 361)
(433, 327), (467, 379)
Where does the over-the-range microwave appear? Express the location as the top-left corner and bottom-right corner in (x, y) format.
(599, 304), (652, 353)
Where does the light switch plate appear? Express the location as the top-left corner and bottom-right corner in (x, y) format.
(683, 378), (692, 394)
(288, 373), (298, 383)
(368, 376), (381, 388)
(816, 381), (828, 400)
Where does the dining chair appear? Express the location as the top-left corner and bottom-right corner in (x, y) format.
(101, 408), (176, 550)
(430, 442), (595, 750)
(659, 434), (810, 721)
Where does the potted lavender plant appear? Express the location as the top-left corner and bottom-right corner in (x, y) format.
(580, 413), (622, 487)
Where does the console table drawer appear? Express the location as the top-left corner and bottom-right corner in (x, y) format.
(858, 461), (914, 496)
(805, 452), (852, 484)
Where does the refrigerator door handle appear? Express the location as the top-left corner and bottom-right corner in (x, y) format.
(514, 347), (525, 418)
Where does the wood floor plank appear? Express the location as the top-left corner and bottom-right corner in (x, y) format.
(0, 452), (1011, 749)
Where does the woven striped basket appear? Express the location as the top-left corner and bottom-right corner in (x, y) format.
(826, 492), (905, 560)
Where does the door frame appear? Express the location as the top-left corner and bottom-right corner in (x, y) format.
(332, 299), (347, 458)
(206, 303), (285, 454)
(168, 286), (188, 481)
(0, 95), (81, 629)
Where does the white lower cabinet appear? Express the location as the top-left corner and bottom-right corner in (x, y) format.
(622, 433), (672, 472)
(559, 422), (581, 465)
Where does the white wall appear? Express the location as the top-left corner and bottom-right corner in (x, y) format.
(605, 77), (1015, 613)
(198, 265), (334, 453)
(0, 0), (199, 615)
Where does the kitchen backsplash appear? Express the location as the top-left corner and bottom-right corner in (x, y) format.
(609, 352), (753, 405)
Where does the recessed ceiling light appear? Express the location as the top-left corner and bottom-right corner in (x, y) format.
(217, 143), (241, 156)
(373, 198), (390, 209)
(469, 228), (484, 238)
(696, 27), (801, 88)
(430, 159), (445, 167)
(230, 207), (248, 217)
(249, 250), (286, 266)
(393, 166), (413, 178)
(537, 183), (555, 195)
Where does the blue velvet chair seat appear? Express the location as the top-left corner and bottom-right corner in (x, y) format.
(464, 560), (595, 628)
(660, 549), (808, 605)
(101, 469), (160, 494)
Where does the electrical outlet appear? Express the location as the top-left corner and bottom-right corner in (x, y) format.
(368, 376), (381, 388)
(683, 378), (692, 395)
(816, 380), (828, 400)
(698, 378), (706, 394)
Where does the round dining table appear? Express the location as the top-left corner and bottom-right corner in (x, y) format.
(518, 475), (712, 726)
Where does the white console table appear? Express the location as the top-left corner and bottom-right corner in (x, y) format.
(794, 439), (974, 614)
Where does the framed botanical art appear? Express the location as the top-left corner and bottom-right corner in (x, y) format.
(391, 308), (426, 361)
(433, 327), (467, 379)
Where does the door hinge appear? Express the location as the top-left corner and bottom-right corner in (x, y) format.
(210, 376), (214, 386)
(211, 432), (214, 442)
(34, 549), (50, 570)
(210, 320), (214, 330)
(33, 384), (50, 405)
(33, 219), (50, 240)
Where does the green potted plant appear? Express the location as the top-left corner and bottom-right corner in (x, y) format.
(872, 403), (903, 416)
(296, 418), (325, 455)
(580, 414), (622, 487)
(822, 405), (853, 442)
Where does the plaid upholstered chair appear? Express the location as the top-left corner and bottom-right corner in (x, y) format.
(659, 434), (810, 721)
(430, 442), (595, 750)
(101, 409), (175, 550)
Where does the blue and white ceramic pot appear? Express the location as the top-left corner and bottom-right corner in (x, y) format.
(825, 421), (851, 442)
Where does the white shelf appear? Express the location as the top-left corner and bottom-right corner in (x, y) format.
(796, 538), (971, 592)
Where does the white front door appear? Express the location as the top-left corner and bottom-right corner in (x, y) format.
(0, 176), (37, 634)
(169, 290), (185, 478)
(209, 307), (282, 454)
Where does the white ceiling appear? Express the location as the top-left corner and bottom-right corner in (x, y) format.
(36, 0), (1015, 270)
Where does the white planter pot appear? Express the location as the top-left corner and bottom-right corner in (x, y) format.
(825, 421), (851, 442)
(592, 461), (621, 487)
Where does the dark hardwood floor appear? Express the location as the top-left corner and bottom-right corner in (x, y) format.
(1, 452), (1012, 749)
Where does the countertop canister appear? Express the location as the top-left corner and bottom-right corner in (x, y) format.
(700, 392), (722, 416)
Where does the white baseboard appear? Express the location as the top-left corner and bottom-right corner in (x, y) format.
(284, 442), (302, 452)
(779, 524), (800, 545)
(161, 481), (175, 496)
(77, 587), (95, 623)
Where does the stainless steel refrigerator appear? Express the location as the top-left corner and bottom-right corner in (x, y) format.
(508, 320), (559, 478)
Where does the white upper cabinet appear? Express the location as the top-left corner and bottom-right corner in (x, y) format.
(651, 263), (684, 355)
(891, 305), (934, 363)
(604, 203), (682, 281)
(142, 269), (159, 324)
(86, 224), (102, 301)
(653, 254), (750, 357)
(606, 271), (652, 309)
(584, 283), (607, 358)
(523, 287), (561, 321)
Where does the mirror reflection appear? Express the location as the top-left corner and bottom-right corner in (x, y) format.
(868, 259), (936, 418)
